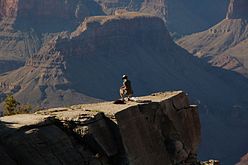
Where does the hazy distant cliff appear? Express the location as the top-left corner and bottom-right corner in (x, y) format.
(178, 0), (248, 77)
(226, 0), (248, 19)
(0, 0), (104, 73)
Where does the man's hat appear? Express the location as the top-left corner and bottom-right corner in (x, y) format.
(122, 74), (128, 79)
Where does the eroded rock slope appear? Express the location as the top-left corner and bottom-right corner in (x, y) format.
(0, 0), (104, 73)
(178, 0), (248, 77)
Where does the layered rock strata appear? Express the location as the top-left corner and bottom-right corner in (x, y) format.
(0, 0), (104, 73)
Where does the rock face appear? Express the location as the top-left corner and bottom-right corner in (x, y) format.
(116, 92), (200, 165)
(0, 18), (41, 61)
(0, 91), (201, 165)
(177, 0), (248, 77)
(0, 0), (104, 73)
(226, 0), (248, 19)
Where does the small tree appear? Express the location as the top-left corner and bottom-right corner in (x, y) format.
(3, 95), (33, 116)
(3, 94), (20, 116)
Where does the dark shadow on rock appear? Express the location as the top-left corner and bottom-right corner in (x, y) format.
(0, 113), (128, 165)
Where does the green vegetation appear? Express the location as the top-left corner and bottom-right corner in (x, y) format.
(3, 95), (32, 116)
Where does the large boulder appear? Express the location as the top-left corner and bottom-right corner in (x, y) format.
(116, 92), (200, 164)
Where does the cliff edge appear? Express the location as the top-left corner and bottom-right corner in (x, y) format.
(0, 91), (201, 165)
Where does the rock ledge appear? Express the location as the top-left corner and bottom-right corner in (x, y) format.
(0, 91), (201, 165)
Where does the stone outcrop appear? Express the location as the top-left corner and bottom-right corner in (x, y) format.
(116, 92), (200, 165)
(226, 0), (248, 19)
(0, 91), (201, 165)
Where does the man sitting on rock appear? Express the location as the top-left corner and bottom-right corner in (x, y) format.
(120, 75), (133, 101)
